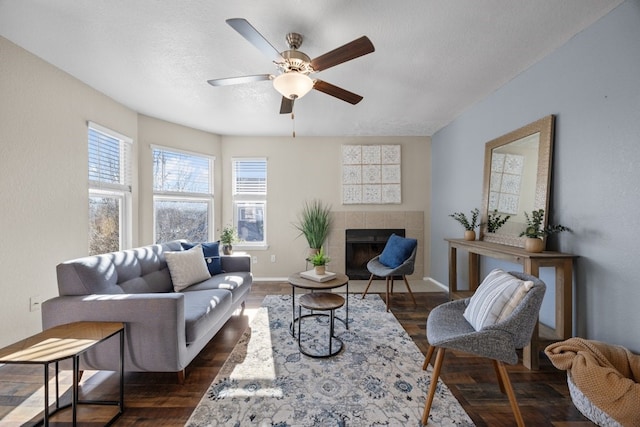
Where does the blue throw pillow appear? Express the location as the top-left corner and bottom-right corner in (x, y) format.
(181, 241), (222, 275)
(378, 234), (417, 268)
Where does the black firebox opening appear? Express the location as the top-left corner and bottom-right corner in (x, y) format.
(345, 229), (405, 280)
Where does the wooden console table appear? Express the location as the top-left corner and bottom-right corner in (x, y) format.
(446, 238), (576, 370)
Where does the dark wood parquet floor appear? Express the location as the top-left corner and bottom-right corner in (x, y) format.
(0, 283), (594, 426)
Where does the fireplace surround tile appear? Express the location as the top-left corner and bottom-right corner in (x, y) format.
(326, 211), (424, 279)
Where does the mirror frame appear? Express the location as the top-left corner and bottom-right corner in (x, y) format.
(480, 115), (555, 247)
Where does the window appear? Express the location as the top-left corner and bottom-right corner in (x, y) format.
(232, 158), (267, 247)
(88, 122), (132, 255)
(153, 146), (214, 243)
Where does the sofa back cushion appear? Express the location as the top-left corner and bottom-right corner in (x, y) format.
(56, 241), (183, 296)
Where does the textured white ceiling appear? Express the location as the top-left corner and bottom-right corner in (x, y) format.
(0, 0), (622, 137)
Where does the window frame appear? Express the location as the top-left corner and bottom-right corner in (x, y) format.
(151, 145), (215, 243)
(232, 157), (268, 250)
(88, 122), (132, 254)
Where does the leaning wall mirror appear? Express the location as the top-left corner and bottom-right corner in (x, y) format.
(480, 115), (555, 247)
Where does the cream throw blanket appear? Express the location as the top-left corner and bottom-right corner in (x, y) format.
(545, 338), (640, 427)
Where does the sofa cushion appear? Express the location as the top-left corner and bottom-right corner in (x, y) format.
(182, 271), (253, 303)
(165, 245), (211, 292)
(379, 234), (417, 268)
(181, 241), (223, 275)
(183, 289), (232, 344)
(463, 269), (534, 331)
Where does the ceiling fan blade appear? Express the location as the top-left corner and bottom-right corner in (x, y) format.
(313, 80), (363, 105)
(310, 36), (375, 72)
(207, 74), (272, 86)
(280, 97), (294, 114)
(226, 18), (285, 64)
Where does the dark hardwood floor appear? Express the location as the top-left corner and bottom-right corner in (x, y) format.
(0, 283), (593, 426)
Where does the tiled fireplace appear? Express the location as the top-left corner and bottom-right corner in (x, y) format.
(345, 228), (405, 279)
(325, 211), (424, 279)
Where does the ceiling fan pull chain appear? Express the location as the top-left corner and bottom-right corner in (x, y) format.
(291, 111), (296, 138)
(291, 96), (297, 138)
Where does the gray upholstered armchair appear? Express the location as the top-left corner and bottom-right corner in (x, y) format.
(421, 270), (546, 426)
(361, 234), (417, 311)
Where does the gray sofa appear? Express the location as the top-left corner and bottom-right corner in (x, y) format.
(41, 240), (252, 379)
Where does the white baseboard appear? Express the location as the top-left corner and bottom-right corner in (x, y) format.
(425, 276), (448, 291)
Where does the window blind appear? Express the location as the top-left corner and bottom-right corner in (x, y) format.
(153, 148), (211, 194)
(88, 124), (132, 191)
(233, 159), (267, 195)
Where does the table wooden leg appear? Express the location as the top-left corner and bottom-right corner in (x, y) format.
(448, 246), (458, 297)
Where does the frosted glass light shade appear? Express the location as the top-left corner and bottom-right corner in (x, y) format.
(273, 73), (314, 99)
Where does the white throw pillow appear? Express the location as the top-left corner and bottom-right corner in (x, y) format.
(463, 269), (534, 331)
(165, 244), (211, 292)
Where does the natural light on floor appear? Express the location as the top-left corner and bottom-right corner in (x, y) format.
(0, 369), (100, 423)
(218, 306), (283, 398)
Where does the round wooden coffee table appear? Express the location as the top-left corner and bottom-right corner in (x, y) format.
(287, 272), (350, 338)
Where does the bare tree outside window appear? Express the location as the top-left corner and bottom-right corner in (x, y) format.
(89, 196), (120, 254)
(155, 200), (208, 243)
(153, 148), (213, 243)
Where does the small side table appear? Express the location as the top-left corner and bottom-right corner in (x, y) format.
(288, 272), (350, 337)
(298, 293), (345, 358)
(0, 321), (125, 426)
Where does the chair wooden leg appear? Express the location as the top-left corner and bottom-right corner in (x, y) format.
(402, 275), (417, 306)
(492, 360), (506, 394)
(422, 345), (435, 370)
(385, 277), (391, 311)
(362, 273), (375, 299)
(495, 361), (525, 427)
(422, 347), (445, 426)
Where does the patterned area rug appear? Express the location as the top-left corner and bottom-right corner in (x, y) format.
(186, 294), (474, 426)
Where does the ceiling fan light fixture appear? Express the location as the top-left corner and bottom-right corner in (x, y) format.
(273, 72), (314, 100)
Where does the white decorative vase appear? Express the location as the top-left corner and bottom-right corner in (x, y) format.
(314, 265), (326, 275)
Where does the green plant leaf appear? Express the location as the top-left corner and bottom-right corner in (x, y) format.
(293, 200), (332, 249)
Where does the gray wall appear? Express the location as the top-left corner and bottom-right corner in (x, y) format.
(430, 0), (640, 352)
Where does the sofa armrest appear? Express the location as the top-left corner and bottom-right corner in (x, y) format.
(41, 293), (187, 372)
(221, 254), (251, 272)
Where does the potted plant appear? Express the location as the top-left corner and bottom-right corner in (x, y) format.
(519, 209), (571, 252)
(309, 247), (330, 275)
(449, 208), (480, 241)
(486, 210), (511, 233)
(220, 225), (239, 255)
(293, 199), (332, 256)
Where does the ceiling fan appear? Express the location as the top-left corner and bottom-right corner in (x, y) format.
(207, 18), (375, 115)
